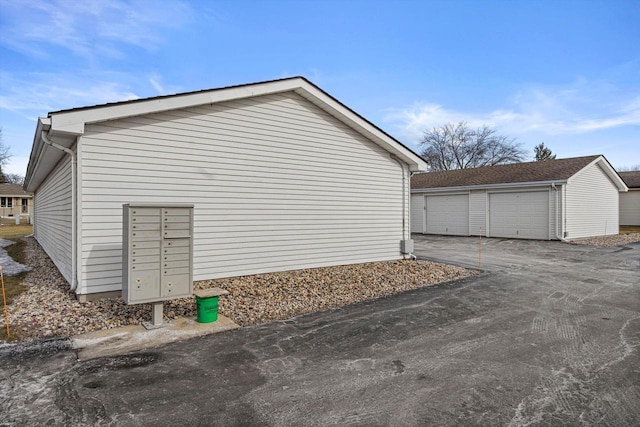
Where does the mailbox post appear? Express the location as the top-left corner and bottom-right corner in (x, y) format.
(122, 204), (194, 327)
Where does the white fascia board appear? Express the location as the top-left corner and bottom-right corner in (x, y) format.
(24, 118), (49, 191)
(411, 179), (568, 194)
(48, 79), (309, 136)
(48, 77), (427, 172)
(24, 117), (77, 192)
(568, 156), (628, 192)
(294, 83), (427, 171)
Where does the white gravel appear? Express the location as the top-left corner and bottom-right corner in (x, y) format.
(3, 237), (476, 342)
(569, 232), (640, 247)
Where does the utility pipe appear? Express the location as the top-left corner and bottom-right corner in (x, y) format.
(552, 183), (559, 240)
(390, 155), (415, 259)
(41, 131), (78, 291)
(551, 183), (567, 241)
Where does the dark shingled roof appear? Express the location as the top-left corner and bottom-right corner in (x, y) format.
(0, 183), (32, 196)
(619, 171), (640, 188)
(411, 155), (601, 189)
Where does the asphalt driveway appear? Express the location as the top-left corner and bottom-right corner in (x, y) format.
(1, 235), (639, 426)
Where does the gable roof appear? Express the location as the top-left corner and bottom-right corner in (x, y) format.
(0, 183), (32, 196)
(619, 171), (640, 188)
(412, 155), (627, 191)
(25, 76), (426, 192)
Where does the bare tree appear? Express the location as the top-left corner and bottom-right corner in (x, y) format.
(4, 173), (24, 185)
(617, 164), (640, 172)
(419, 122), (525, 171)
(534, 142), (556, 161)
(0, 128), (12, 183)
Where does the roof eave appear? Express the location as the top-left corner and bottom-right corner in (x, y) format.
(48, 78), (311, 135)
(31, 77), (427, 182)
(411, 179), (569, 193)
(23, 118), (48, 192)
(24, 118), (76, 193)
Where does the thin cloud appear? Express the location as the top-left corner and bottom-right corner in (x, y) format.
(0, 71), (139, 114)
(148, 75), (182, 96)
(385, 78), (640, 145)
(0, 0), (193, 60)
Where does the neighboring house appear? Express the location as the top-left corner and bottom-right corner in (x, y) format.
(411, 155), (627, 240)
(0, 183), (33, 222)
(619, 171), (640, 226)
(24, 77), (426, 301)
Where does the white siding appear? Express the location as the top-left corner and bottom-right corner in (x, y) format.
(79, 92), (405, 294)
(410, 194), (424, 234)
(425, 194), (469, 235)
(489, 191), (550, 239)
(469, 190), (486, 236)
(566, 163), (619, 239)
(34, 156), (73, 284)
(620, 190), (640, 226)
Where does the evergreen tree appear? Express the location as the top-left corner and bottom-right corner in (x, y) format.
(534, 143), (556, 161)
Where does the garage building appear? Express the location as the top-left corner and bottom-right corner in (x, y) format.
(24, 77), (426, 300)
(411, 155), (627, 240)
(619, 171), (640, 226)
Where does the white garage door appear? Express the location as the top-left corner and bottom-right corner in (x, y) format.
(426, 194), (469, 235)
(489, 191), (549, 239)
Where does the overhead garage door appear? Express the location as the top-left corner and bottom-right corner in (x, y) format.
(489, 191), (549, 239)
(426, 194), (469, 235)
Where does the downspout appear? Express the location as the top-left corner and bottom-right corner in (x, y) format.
(552, 183), (560, 240)
(552, 183), (568, 242)
(41, 131), (78, 291)
(390, 155), (416, 260)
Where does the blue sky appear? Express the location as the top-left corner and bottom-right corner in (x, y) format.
(1, 0), (639, 176)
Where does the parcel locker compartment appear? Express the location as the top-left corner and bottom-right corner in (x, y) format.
(131, 270), (160, 301)
(162, 274), (190, 297)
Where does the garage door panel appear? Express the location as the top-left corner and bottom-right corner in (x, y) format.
(426, 195), (469, 236)
(490, 192), (549, 239)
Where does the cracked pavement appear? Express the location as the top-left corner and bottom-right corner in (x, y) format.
(1, 235), (639, 426)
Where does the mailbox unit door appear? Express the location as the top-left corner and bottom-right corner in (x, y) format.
(123, 204), (193, 305)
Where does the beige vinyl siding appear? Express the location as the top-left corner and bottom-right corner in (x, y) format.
(79, 91), (405, 293)
(620, 190), (640, 226)
(469, 190), (486, 236)
(34, 156), (73, 284)
(425, 194), (469, 236)
(410, 194), (424, 233)
(566, 163), (619, 239)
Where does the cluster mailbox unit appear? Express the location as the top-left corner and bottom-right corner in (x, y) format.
(122, 204), (194, 325)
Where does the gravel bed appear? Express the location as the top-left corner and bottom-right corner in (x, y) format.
(3, 237), (476, 341)
(569, 232), (640, 247)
